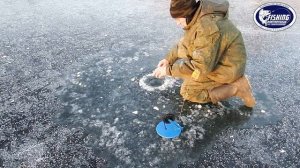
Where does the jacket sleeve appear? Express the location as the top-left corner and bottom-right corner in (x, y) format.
(167, 21), (221, 80)
(165, 38), (194, 79)
(166, 59), (194, 79)
(165, 45), (179, 65)
(165, 33), (191, 65)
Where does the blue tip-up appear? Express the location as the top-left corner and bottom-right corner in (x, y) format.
(156, 119), (183, 139)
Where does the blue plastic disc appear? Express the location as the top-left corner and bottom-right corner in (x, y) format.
(156, 120), (183, 139)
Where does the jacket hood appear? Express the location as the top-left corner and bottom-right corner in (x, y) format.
(185, 0), (229, 30)
(200, 0), (229, 17)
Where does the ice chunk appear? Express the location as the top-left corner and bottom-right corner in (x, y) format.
(133, 119), (142, 124)
(138, 130), (145, 137)
(132, 111), (138, 115)
(113, 118), (119, 124)
(153, 106), (159, 111)
(279, 149), (286, 153)
(133, 56), (139, 61)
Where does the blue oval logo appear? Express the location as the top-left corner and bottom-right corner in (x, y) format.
(254, 3), (296, 31)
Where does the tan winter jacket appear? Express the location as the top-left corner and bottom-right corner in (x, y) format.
(165, 0), (247, 102)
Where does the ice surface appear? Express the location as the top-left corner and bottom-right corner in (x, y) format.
(1, 0), (300, 167)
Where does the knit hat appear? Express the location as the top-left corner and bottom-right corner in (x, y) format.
(170, 0), (198, 18)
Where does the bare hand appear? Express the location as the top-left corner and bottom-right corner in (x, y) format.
(157, 59), (169, 68)
(152, 66), (167, 78)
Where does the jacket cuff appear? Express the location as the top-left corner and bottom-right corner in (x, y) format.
(166, 66), (172, 76)
(165, 56), (173, 65)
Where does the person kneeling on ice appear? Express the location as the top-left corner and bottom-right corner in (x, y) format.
(153, 0), (256, 107)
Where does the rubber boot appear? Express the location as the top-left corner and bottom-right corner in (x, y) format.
(230, 75), (256, 108)
(209, 84), (237, 104)
(209, 75), (256, 108)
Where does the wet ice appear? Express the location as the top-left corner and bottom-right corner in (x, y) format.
(55, 64), (262, 167)
(144, 76), (164, 87)
(1, 0), (299, 167)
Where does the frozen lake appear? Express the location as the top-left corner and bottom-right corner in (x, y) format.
(1, 0), (300, 167)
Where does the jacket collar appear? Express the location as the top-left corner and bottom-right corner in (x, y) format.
(184, 1), (202, 30)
